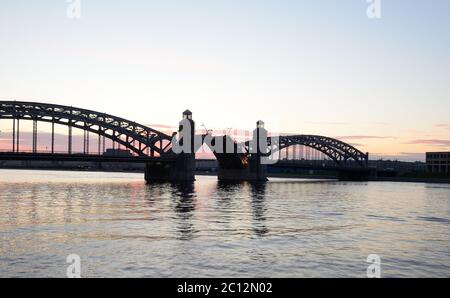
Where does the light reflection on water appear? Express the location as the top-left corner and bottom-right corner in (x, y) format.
(0, 170), (450, 277)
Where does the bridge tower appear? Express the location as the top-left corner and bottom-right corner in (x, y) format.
(248, 120), (269, 181)
(144, 110), (196, 183)
(217, 120), (268, 182)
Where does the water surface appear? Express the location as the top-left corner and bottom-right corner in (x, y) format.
(1, 170), (450, 277)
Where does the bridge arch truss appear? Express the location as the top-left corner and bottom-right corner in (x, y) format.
(0, 101), (174, 156)
(267, 135), (369, 167)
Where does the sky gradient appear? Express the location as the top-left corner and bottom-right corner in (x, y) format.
(1, 0), (450, 161)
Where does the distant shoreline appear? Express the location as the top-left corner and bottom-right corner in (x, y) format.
(372, 177), (450, 184)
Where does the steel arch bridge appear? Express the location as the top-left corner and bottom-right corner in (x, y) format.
(1, 101), (369, 169)
(245, 135), (369, 167)
(0, 101), (174, 156)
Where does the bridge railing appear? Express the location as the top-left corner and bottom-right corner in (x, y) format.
(0, 149), (136, 156)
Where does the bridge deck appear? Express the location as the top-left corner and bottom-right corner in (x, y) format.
(0, 152), (176, 164)
(272, 160), (369, 171)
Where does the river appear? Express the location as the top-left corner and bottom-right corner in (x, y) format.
(0, 169), (449, 277)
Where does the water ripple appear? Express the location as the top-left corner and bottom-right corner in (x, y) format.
(1, 170), (450, 277)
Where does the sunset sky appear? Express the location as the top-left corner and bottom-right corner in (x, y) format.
(1, 0), (449, 161)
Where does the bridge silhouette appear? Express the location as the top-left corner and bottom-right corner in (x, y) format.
(0, 101), (371, 181)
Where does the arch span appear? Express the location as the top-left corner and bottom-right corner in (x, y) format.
(268, 135), (369, 167)
(0, 101), (174, 156)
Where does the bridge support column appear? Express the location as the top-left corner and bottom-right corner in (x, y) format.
(217, 121), (268, 182)
(145, 153), (195, 183)
(217, 154), (267, 182)
(145, 110), (196, 183)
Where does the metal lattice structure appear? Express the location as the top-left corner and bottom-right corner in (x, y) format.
(0, 101), (174, 156)
(269, 135), (369, 167)
(242, 135), (369, 167)
(0, 101), (369, 168)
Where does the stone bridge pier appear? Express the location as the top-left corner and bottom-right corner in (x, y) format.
(217, 153), (268, 182)
(215, 121), (269, 182)
(144, 153), (195, 182)
(145, 110), (196, 183)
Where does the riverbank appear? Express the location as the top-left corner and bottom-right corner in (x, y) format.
(374, 177), (450, 184)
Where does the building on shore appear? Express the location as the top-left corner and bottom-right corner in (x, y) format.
(426, 152), (450, 174)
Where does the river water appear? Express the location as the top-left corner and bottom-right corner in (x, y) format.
(0, 169), (449, 277)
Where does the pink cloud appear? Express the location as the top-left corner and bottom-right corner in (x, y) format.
(335, 135), (395, 140)
(348, 142), (365, 147)
(405, 139), (450, 147)
(145, 124), (177, 130)
(435, 124), (450, 131)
